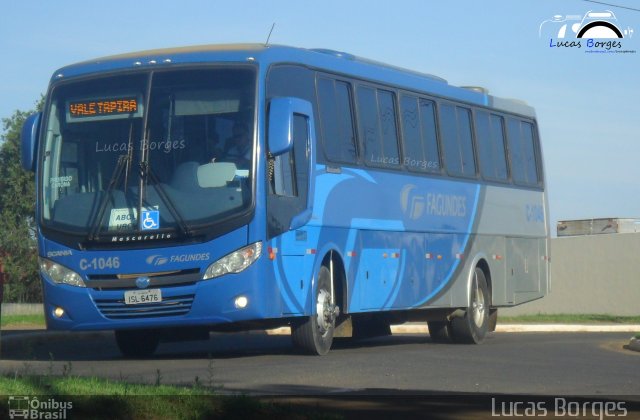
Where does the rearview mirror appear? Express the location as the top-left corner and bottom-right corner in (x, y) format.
(21, 113), (41, 172)
(268, 97), (313, 156)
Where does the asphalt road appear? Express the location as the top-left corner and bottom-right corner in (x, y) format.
(1, 329), (638, 397)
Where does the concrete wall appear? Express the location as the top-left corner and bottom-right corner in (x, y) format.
(501, 233), (640, 316)
(1, 303), (43, 316)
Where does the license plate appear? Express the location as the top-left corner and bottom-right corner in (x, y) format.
(124, 289), (162, 305)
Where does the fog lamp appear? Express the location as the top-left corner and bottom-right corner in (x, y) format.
(234, 296), (249, 309)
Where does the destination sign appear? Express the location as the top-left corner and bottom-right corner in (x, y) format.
(66, 95), (142, 122)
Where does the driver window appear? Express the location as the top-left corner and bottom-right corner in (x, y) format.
(267, 114), (310, 238)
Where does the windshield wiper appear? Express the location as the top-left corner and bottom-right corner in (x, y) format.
(88, 154), (129, 241)
(135, 89), (191, 238)
(87, 154), (191, 240)
(139, 161), (192, 238)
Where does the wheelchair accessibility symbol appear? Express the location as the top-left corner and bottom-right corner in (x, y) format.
(140, 210), (160, 231)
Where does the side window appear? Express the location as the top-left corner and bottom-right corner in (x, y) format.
(440, 104), (476, 177)
(317, 78), (357, 163)
(475, 111), (508, 181)
(521, 121), (539, 184)
(357, 86), (400, 167)
(507, 118), (540, 186)
(378, 90), (400, 164)
(400, 95), (440, 173)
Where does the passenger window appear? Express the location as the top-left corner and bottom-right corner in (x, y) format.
(400, 95), (440, 173)
(317, 78), (357, 163)
(507, 119), (540, 186)
(357, 86), (400, 167)
(378, 90), (400, 164)
(521, 122), (539, 184)
(475, 111), (508, 181)
(440, 104), (476, 177)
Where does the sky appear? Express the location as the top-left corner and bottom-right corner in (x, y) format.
(1, 0), (638, 234)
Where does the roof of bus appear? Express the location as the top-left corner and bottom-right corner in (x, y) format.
(51, 43), (536, 118)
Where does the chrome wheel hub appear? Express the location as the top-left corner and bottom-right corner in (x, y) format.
(471, 277), (486, 328)
(316, 288), (333, 333)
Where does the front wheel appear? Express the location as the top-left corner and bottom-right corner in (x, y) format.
(291, 265), (337, 355)
(450, 267), (490, 344)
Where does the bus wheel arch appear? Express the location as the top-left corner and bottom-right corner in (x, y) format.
(450, 262), (491, 344)
(321, 250), (347, 316)
(291, 250), (345, 355)
(475, 258), (498, 332)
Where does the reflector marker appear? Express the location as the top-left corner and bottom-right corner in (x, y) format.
(268, 247), (278, 260)
(306, 249), (317, 255)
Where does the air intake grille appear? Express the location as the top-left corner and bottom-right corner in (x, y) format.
(94, 294), (194, 319)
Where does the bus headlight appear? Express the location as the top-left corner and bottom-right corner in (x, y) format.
(39, 258), (86, 287)
(203, 242), (262, 280)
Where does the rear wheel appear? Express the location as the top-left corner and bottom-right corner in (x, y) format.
(450, 267), (490, 344)
(115, 329), (160, 358)
(291, 265), (338, 355)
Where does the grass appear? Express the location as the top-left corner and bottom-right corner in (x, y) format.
(0, 313), (45, 329)
(499, 314), (640, 324)
(0, 374), (340, 419)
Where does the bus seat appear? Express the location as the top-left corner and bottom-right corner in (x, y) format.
(171, 161), (200, 191)
(197, 162), (237, 188)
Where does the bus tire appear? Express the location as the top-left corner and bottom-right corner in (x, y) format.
(291, 265), (336, 355)
(427, 320), (453, 343)
(115, 329), (160, 358)
(450, 267), (490, 344)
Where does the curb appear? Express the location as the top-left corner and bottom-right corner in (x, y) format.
(3, 324), (639, 339)
(494, 324), (640, 333)
(265, 323), (640, 335)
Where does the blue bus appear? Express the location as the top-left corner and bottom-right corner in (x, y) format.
(21, 44), (549, 356)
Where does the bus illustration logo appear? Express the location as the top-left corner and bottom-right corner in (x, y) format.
(8, 396), (29, 419)
(140, 209), (160, 231)
(8, 396), (72, 419)
(539, 10), (634, 39)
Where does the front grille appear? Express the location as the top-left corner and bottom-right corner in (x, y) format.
(94, 294), (195, 319)
(86, 269), (201, 290)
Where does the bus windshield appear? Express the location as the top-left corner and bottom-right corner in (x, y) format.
(40, 67), (256, 240)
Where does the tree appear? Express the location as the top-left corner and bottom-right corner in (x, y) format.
(0, 102), (42, 302)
